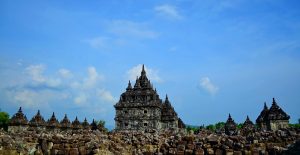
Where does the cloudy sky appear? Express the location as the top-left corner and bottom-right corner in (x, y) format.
(1, 0), (300, 128)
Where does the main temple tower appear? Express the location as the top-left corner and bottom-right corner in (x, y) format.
(114, 65), (181, 131)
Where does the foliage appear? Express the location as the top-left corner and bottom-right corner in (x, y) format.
(206, 124), (216, 131)
(95, 120), (109, 132)
(215, 122), (225, 130)
(236, 123), (243, 129)
(0, 111), (10, 131)
(186, 125), (199, 132)
(289, 124), (300, 129)
(98, 120), (105, 127)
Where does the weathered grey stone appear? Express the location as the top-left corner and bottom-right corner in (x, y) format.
(194, 148), (204, 155)
(114, 66), (182, 132)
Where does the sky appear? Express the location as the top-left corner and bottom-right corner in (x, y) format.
(1, 0), (300, 128)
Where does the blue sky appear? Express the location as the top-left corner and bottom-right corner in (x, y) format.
(1, 0), (300, 128)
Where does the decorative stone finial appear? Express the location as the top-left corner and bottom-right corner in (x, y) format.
(60, 114), (71, 129)
(225, 113), (237, 135)
(126, 80), (132, 90)
(72, 116), (82, 129)
(47, 112), (59, 128)
(18, 107), (22, 113)
(30, 110), (46, 127)
(82, 117), (90, 129)
(91, 119), (98, 130)
(134, 76), (141, 88)
(9, 107), (28, 126)
(272, 98), (277, 105)
(264, 102), (268, 110)
(141, 64), (146, 75)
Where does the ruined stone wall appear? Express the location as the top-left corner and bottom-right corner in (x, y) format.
(269, 120), (289, 131)
(257, 122), (268, 131)
(161, 120), (178, 130)
(8, 126), (28, 133)
(115, 107), (162, 131)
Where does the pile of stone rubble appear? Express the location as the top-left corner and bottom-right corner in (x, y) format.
(0, 128), (300, 155)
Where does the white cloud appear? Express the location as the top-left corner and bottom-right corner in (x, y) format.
(127, 64), (162, 83)
(83, 66), (104, 89)
(83, 37), (110, 49)
(84, 20), (158, 49)
(199, 77), (219, 95)
(14, 90), (39, 107)
(97, 89), (117, 103)
(109, 20), (158, 39)
(154, 4), (182, 20)
(58, 68), (73, 79)
(26, 64), (46, 83)
(25, 64), (62, 88)
(70, 66), (104, 89)
(74, 93), (88, 105)
(9, 89), (66, 108)
(3, 64), (115, 112)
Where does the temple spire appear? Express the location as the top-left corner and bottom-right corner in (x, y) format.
(229, 113), (232, 119)
(141, 64), (146, 76)
(272, 98), (277, 105)
(18, 107), (22, 113)
(264, 102), (268, 110)
(134, 76), (141, 88)
(164, 94), (172, 106)
(126, 80), (132, 90)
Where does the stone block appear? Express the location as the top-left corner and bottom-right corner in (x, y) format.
(177, 144), (185, 151)
(206, 148), (214, 155)
(225, 149), (234, 155)
(69, 148), (79, 155)
(184, 149), (193, 155)
(176, 150), (184, 155)
(233, 151), (242, 155)
(215, 149), (223, 155)
(79, 146), (86, 155)
(168, 147), (177, 155)
(195, 148), (204, 155)
(186, 143), (194, 150)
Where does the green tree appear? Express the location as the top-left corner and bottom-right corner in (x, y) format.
(95, 120), (108, 132)
(215, 122), (225, 130)
(206, 124), (216, 131)
(0, 111), (10, 131)
(237, 123), (243, 129)
(289, 123), (300, 129)
(185, 125), (199, 132)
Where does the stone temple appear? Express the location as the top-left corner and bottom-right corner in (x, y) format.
(114, 65), (184, 131)
(256, 98), (290, 131)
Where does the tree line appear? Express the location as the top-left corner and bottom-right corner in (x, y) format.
(186, 120), (300, 132)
